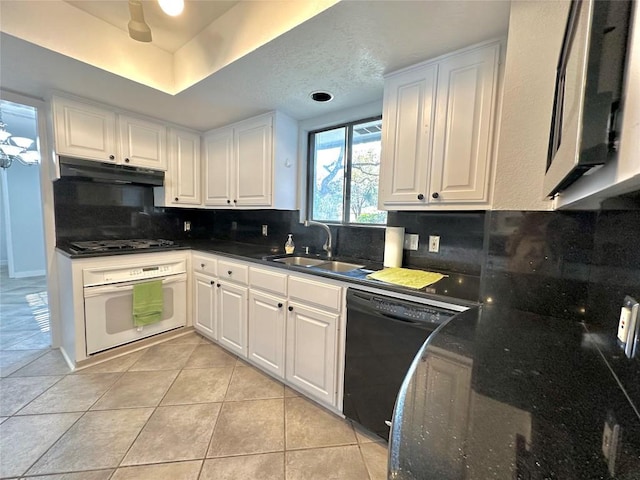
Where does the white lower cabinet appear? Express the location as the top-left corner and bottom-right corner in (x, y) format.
(248, 291), (286, 378)
(191, 252), (343, 409)
(285, 301), (339, 405)
(193, 272), (217, 339)
(217, 280), (248, 358)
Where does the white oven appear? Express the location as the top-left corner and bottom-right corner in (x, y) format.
(83, 258), (187, 355)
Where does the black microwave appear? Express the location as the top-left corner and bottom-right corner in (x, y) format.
(544, 0), (633, 198)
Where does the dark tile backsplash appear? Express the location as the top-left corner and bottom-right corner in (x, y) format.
(53, 181), (639, 404)
(388, 211), (486, 275)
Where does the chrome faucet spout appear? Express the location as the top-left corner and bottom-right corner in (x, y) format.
(304, 220), (333, 259)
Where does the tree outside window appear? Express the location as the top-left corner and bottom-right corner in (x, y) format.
(309, 117), (387, 225)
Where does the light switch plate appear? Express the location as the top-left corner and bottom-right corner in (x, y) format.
(262, 224), (268, 236)
(429, 235), (440, 253)
(403, 234), (419, 250)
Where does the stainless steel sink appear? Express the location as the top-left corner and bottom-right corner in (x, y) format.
(312, 261), (365, 272)
(272, 256), (327, 267)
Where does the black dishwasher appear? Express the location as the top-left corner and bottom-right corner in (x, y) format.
(343, 288), (458, 440)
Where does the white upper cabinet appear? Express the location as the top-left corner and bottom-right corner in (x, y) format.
(52, 96), (117, 163)
(379, 40), (501, 210)
(167, 128), (201, 205)
(52, 95), (167, 171)
(380, 64), (437, 205)
(118, 115), (167, 170)
(204, 127), (235, 207)
(204, 111), (298, 209)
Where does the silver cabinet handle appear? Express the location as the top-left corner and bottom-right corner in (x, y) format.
(385, 420), (392, 427)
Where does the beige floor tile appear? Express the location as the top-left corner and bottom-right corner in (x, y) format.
(284, 386), (299, 397)
(360, 441), (389, 480)
(9, 349), (71, 377)
(162, 331), (208, 345)
(25, 470), (114, 480)
(128, 344), (197, 371)
(285, 445), (370, 480)
(90, 370), (179, 410)
(111, 460), (202, 480)
(208, 398), (284, 457)
(18, 373), (120, 414)
(122, 403), (221, 465)
(201, 453), (284, 480)
(285, 397), (356, 450)
(0, 412), (81, 478)
(225, 365), (284, 401)
(0, 348), (48, 377)
(74, 350), (145, 374)
(161, 367), (233, 405)
(0, 375), (62, 416)
(0, 416), (7, 424)
(27, 408), (153, 475)
(184, 343), (236, 368)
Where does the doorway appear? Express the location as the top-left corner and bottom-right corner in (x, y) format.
(0, 99), (51, 375)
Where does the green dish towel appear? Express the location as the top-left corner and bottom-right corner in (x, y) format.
(133, 280), (164, 326)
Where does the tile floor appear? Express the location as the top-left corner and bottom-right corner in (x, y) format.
(0, 331), (389, 479)
(0, 266), (51, 378)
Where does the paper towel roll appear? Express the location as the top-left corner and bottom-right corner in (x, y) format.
(383, 226), (405, 268)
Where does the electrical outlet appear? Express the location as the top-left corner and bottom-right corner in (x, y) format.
(183, 221), (191, 232)
(403, 234), (419, 250)
(231, 221), (238, 230)
(429, 235), (440, 253)
(602, 413), (621, 476)
(262, 224), (268, 236)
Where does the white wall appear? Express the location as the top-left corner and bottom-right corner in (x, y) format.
(492, 0), (570, 211)
(0, 103), (46, 277)
(0, 175), (8, 265)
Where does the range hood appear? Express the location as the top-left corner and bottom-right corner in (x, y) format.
(57, 157), (164, 186)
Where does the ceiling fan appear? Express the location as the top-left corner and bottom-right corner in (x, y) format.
(127, 0), (184, 43)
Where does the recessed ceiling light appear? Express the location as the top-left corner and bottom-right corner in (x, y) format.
(158, 0), (184, 16)
(310, 91), (334, 103)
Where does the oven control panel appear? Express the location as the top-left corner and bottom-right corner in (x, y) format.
(83, 260), (187, 287)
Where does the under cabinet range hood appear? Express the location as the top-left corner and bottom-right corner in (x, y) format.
(57, 157), (164, 186)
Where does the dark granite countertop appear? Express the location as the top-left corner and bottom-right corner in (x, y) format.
(56, 239), (481, 306)
(389, 305), (640, 479)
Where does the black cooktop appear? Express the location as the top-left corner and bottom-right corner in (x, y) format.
(67, 239), (175, 255)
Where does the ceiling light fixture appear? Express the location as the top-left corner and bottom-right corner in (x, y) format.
(0, 111), (40, 169)
(128, 0), (152, 43)
(158, 0), (184, 17)
(310, 91), (334, 103)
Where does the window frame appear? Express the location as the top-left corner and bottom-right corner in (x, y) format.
(306, 115), (385, 226)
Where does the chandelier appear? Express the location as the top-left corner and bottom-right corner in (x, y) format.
(0, 112), (40, 169)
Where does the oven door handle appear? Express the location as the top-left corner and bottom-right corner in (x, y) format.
(83, 273), (187, 297)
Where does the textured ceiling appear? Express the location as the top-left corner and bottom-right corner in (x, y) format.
(0, 1), (511, 131)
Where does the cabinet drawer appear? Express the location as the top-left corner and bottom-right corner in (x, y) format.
(250, 266), (287, 296)
(288, 276), (342, 312)
(192, 253), (217, 276)
(218, 259), (249, 285)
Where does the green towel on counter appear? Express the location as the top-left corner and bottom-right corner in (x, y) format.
(133, 280), (164, 326)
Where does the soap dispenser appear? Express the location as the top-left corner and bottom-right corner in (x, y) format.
(285, 234), (295, 254)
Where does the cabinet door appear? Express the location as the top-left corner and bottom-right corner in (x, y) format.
(204, 128), (234, 206)
(430, 44), (499, 204)
(118, 115), (167, 170)
(248, 291), (286, 378)
(286, 301), (338, 405)
(52, 97), (117, 162)
(194, 272), (216, 340)
(218, 282), (248, 357)
(168, 129), (201, 205)
(235, 115), (273, 206)
(379, 65), (437, 206)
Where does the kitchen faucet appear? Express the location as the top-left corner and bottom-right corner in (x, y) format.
(304, 220), (332, 259)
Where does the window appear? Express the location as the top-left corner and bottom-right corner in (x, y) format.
(308, 117), (387, 225)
